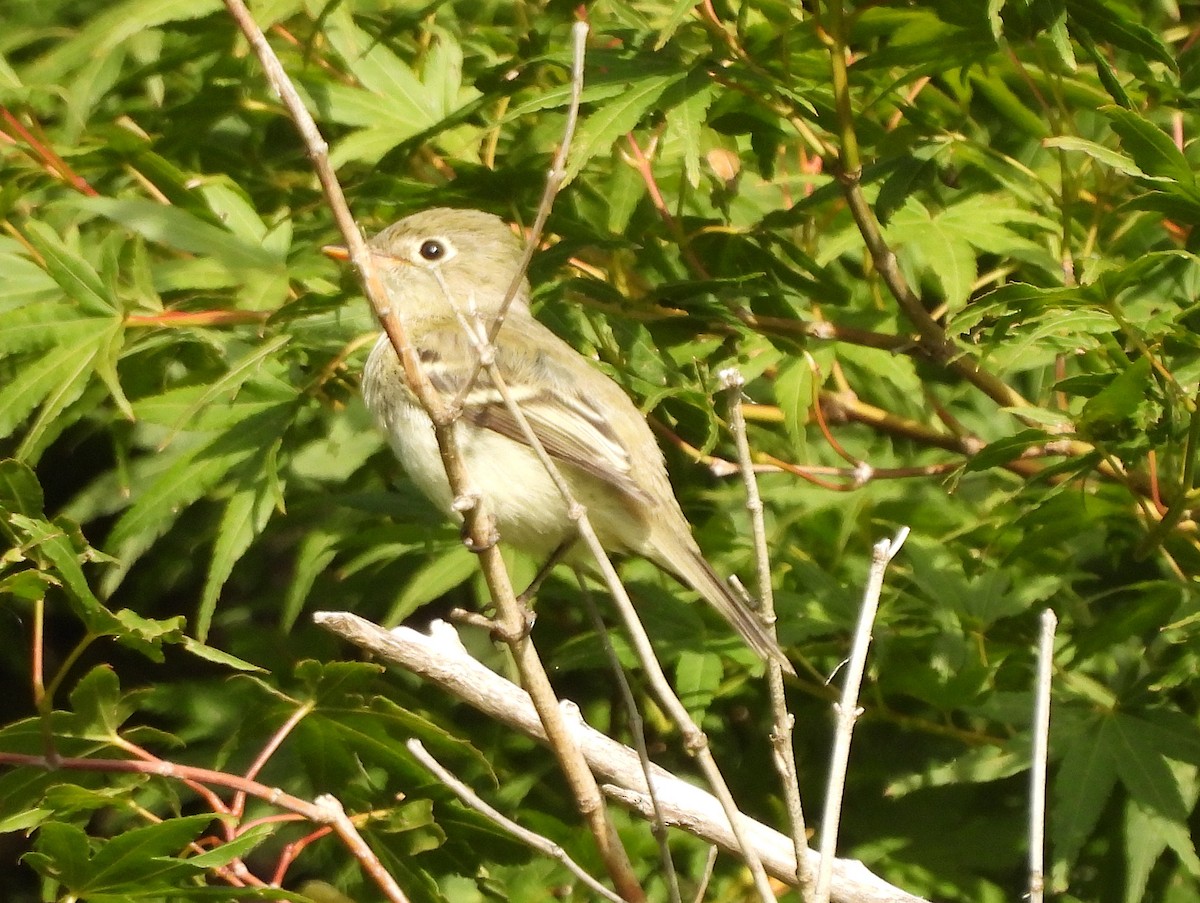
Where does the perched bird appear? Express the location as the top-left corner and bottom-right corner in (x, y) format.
(352, 207), (792, 674)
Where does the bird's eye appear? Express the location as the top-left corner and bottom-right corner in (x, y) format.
(418, 239), (447, 261)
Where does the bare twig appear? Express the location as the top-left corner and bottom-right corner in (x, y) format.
(220, 7), (641, 897)
(448, 318), (776, 900)
(231, 700), (315, 819)
(314, 612), (932, 903)
(690, 845), (720, 903)
(721, 368), (812, 901)
(454, 21), (590, 403)
(597, 551), (778, 902)
(1029, 609), (1057, 903)
(817, 0), (1030, 414)
(406, 739), (623, 903)
(0, 748), (409, 903)
(814, 529), (908, 903)
(315, 795), (412, 903)
(580, 581), (684, 903)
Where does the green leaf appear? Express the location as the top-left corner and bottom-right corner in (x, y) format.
(8, 514), (122, 636)
(384, 544), (478, 627)
(25, 821), (92, 887)
(156, 334), (291, 442)
(674, 649), (722, 716)
(19, 221), (114, 315)
(1124, 798), (1171, 903)
(0, 323), (113, 445)
(875, 156), (937, 225)
(294, 659), (386, 703)
(666, 78), (715, 189)
(1043, 135), (1146, 179)
(196, 479), (278, 641)
(655, 0), (701, 48)
(566, 73), (684, 182)
(1066, 0), (1177, 71)
(888, 201), (977, 311)
(1078, 356), (1152, 432)
(58, 813), (226, 892)
(1052, 715), (1120, 873)
(179, 636), (265, 672)
(1103, 106), (1195, 188)
(1111, 713), (1190, 822)
(75, 196), (282, 271)
(16, 318), (125, 461)
(111, 608), (186, 660)
(422, 28), (472, 117)
(888, 744), (1029, 796)
(772, 356), (812, 451)
(0, 304), (101, 357)
(185, 823), (276, 868)
(102, 404), (296, 594)
(198, 181), (271, 246)
(969, 70), (1051, 139)
(323, 8), (441, 123)
(63, 666), (129, 740)
(281, 526), (341, 632)
(1076, 28), (1133, 108)
(964, 429), (1052, 472)
(0, 458), (44, 516)
(1046, 4), (1077, 71)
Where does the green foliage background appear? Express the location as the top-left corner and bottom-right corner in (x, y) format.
(2, 0), (1199, 900)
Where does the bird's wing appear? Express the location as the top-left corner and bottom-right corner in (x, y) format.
(415, 320), (652, 506)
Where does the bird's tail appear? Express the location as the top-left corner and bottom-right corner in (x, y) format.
(666, 546), (795, 676)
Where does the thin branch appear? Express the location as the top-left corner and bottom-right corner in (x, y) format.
(0, 106), (99, 196)
(1029, 609), (1057, 903)
(814, 529), (908, 903)
(580, 581), (684, 903)
(314, 794), (411, 903)
(737, 311), (919, 354)
(1136, 385), (1200, 558)
(624, 132), (711, 279)
(232, 700), (315, 819)
(721, 368), (813, 902)
(818, 0), (1031, 414)
(690, 845), (720, 903)
(454, 21), (590, 404)
(0, 749), (409, 903)
(452, 323), (776, 900)
(314, 612), (932, 903)
(408, 740), (624, 903)
(220, 6), (641, 897)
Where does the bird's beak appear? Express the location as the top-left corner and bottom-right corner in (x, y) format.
(322, 244), (350, 261)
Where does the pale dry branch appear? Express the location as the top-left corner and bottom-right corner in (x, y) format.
(580, 583), (684, 903)
(406, 739), (623, 903)
(222, 7), (640, 896)
(814, 530), (908, 903)
(315, 612), (931, 903)
(1029, 609), (1057, 903)
(721, 367), (812, 901)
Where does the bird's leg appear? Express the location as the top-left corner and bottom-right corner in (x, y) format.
(517, 539), (577, 605)
(449, 542), (574, 643)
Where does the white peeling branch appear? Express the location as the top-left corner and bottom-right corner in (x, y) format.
(315, 611), (929, 903)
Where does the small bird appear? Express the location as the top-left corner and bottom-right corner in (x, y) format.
(352, 207), (792, 674)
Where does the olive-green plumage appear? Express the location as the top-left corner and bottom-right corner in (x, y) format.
(360, 208), (792, 674)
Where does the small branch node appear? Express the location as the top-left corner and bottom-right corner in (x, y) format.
(717, 367), (745, 390)
(451, 490), (481, 513)
(462, 526), (501, 552)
